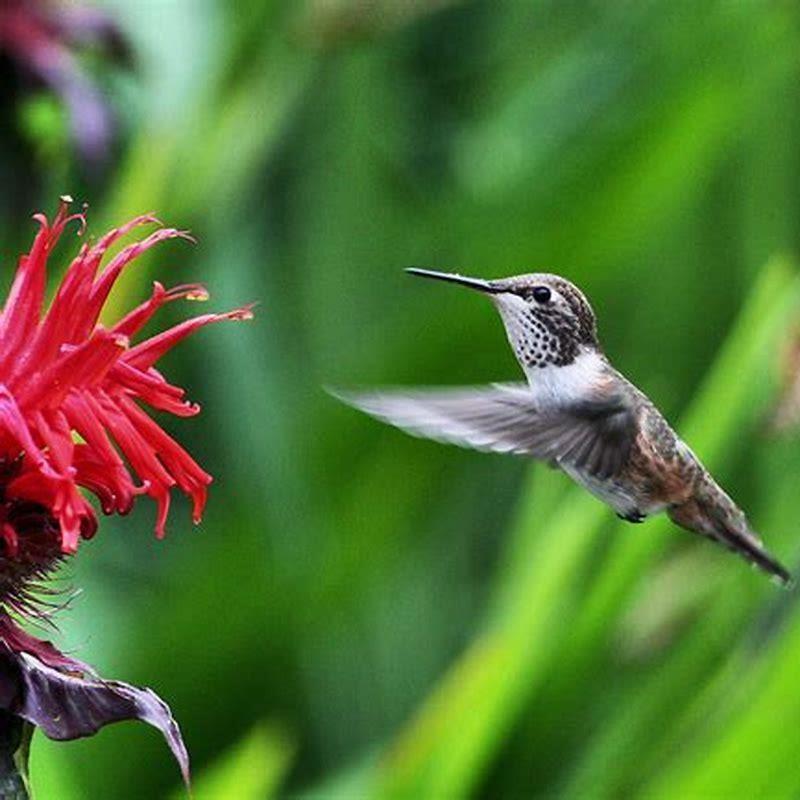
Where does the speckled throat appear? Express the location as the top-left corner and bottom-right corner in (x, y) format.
(513, 304), (583, 367)
(493, 294), (599, 369)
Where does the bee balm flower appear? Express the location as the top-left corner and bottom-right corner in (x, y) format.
(0, 197), (252, 785)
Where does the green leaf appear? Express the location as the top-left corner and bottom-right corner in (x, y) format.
(172, 724), (293, 800)
(28, 737), (81, 800)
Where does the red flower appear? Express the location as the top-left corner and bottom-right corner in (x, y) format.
(0, 197), (251, 784)
(0, 196), (250, 557)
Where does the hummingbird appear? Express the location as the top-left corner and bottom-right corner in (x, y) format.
(335, 268), (792, 586)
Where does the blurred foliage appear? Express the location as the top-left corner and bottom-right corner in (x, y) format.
(7, 0), (800, 797)
(169, 725), (294, 800)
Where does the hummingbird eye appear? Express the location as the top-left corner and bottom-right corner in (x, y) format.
(531, 286), (551, 304)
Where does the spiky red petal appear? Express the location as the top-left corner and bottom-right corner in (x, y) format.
(0, 198), (249, 559)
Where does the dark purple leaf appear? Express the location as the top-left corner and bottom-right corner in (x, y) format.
(0, 644), (189, 786)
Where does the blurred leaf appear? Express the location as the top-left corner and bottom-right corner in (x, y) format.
(19, 95), (68, 161)
(29, 737), (81, 800)
(172, 724), (293, 800)
(297, 752), (380, 800)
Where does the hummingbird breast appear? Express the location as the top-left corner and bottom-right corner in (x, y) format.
(524, 349), (607, 404)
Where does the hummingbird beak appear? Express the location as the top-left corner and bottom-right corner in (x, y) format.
(405, 267), (500, 294)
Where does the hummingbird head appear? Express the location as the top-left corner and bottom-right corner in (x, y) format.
(406, 268), (599, 368)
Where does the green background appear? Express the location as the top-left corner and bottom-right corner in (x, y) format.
(8, 1), (800, 797)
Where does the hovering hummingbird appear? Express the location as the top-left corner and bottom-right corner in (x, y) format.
(335, 268), (792, 586)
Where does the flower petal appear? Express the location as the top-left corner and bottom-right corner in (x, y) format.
(112, 281), (209, 339)
(0, 199), (252, 557)
(86, 227), (195, 329)
(0, 198), (84, 365)
(124, 306), (255, 371)
(0, 616), (87, 672)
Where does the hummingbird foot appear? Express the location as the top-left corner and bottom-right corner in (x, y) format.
(617, 510), (646, 524)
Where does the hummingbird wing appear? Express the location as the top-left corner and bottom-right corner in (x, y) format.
(332, 384), (637, 481)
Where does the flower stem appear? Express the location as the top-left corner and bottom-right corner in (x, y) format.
(0, 713), (29, 800)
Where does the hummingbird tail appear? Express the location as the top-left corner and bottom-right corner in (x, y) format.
(712, 522), (792, 587)
(668, 490), (792, 588)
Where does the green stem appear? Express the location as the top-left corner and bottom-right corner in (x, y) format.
(0, 714), (29, 800)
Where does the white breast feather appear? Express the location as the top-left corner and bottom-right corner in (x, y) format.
(524, 350), (605, 406)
